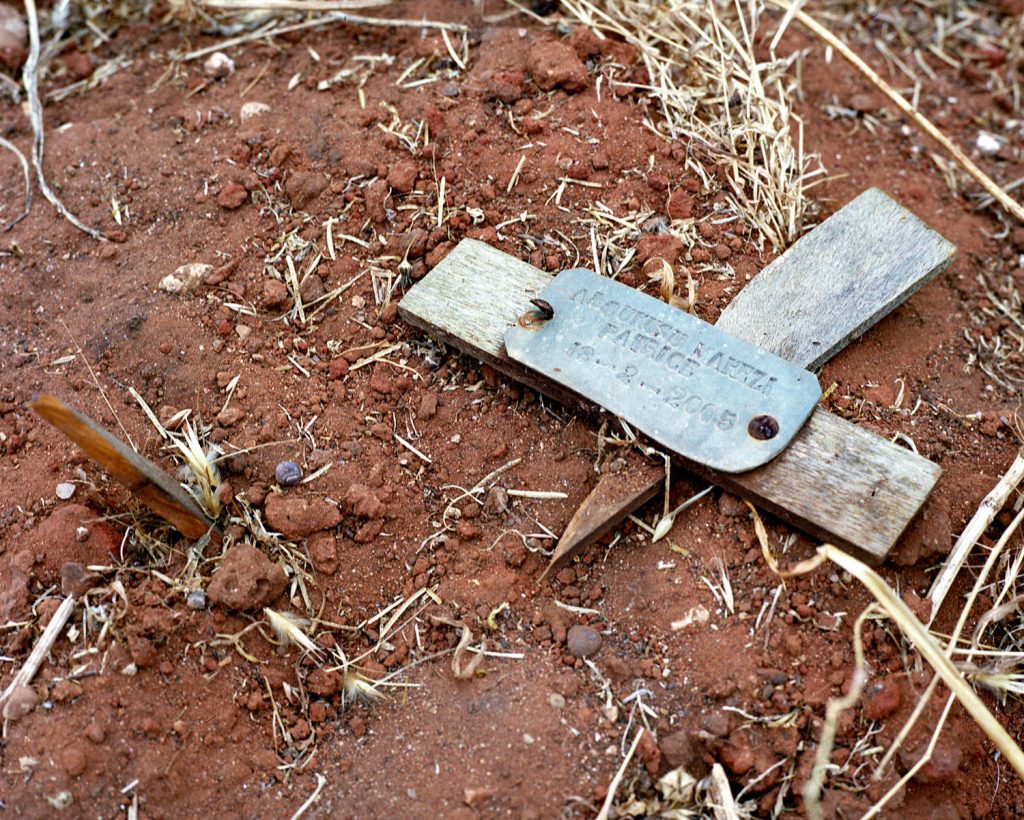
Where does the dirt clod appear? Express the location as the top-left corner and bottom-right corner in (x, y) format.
(264, 493), (341, 538)
(206, 545), (287, 611)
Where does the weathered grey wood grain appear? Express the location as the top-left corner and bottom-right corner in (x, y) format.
(400, 186), (951, 563)
(717, 187), (956, 371)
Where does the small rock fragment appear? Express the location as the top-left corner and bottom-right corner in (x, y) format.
(186, 588), (206, 610)
(203, 51), (235, 79)
(60, 562), (97, 596)
(55, 482), (76, 500)
(566, 624), (602, 658)
(346, 483), (386, 519)
(217, 182), (248, 210)
(216, 406), (244, 427)
(527, 39), (589, 92)
(275, 460), (303, 487)
(240, 101), (271, 122)
(206, 544), (287, 611)
(2, 685), (39, 720)
(264, 493), (341, 538)
(976, 131), (1002, 155)
(862, 676), (903, 721)
(159, 263), (213, 294)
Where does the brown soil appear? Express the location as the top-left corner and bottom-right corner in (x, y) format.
(1, 2), (1023, 817)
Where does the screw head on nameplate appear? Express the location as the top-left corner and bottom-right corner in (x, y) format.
(504, 269), (822, 473)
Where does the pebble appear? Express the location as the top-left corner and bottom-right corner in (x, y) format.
(862, 676), (902, 721)
(206, 544), (287, 610)
(159, 263), (213, 294)
(526, 39), (589, 92)
(566, 625), (602, 658)
(976, 131), (1002, 155)
(61, 562), (98, 596)
(2, 685), (39, 720)
(264, 493), (341, 538)
(275, 460), (303, 487)
(186, 588), (206, 610)
(203, 51), (235, 79)
(547, 693), (566, 709)
(55, 482), (76, 499)
(240, 101), (271, 122)
(217, 182), (248, 210)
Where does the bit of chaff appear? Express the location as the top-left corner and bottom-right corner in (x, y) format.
(0, 136), (31, 232)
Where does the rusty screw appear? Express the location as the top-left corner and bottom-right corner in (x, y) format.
(529, 298), (554, 320)
(747, 414), (779, 440)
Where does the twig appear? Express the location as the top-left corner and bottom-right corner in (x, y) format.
(595, 727), (644, 820)
(706, 762), (740, 820)
(22, 0), (104, 240)
(289, 772), (326, 820)
(0, 596), (76, 711)
(181, 9), (468, 62)
(0, 136), (31, 231)
(768, 0), (1024, 223)
(927, 449), (1024, 622)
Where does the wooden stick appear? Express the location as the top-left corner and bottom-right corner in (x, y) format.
(927, 449), (1024, 623)
(768, 0), (1024, 223)
(0, 596), (76, 706)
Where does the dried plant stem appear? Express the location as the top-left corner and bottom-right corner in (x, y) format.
(0, 596), (77, 708)
(22, 0), (105, 240)
(927, 448), (1024, 622)
(803, 607), (873, 819)
(182, 8), (468, 61)
(0, 136), (31, 231)
(768, 0), (1024, 223)
(818, 545), (1024, 780)
(595, 727), (645, 820)
(205, 0), (388, 9)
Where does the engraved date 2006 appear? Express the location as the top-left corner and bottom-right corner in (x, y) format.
(564, 341), (736, 432)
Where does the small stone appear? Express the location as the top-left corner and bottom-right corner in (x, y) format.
(55, 482), (76, 500)
(862, 676), (902, 721)
(159, 263), (213, 294)
(203, 51), (235, 79)
(2, 685), (39, 721)
(217, 406), (244, 427)
(718, 492), (746, 517)
(900, 741), (962, 783)
(666, 189), (694, 220)
(60, 562), (97, 596)
(217, 182), (248, 210)
(206, 544), (288, 611)
(51, 680), (84, 703)
(284, 171), (327, 210)
(387, 160), (419, 194)
(264, 493), (341, 538)
(84, 722), (106, 743)
(262, 279), (290, 309)
(976, 131), (1002, 155)
(308, 532), (339, 574)
(240, 102), (271, 122)
(62, 747), (87, 777)
(346, 483), (386, 519)
(328, 358), (349, 380)
(186, 588), (206, 610)
(235, 323), (252, 341)
(547, 693), (566, 709)
(275, 460), (304, 487)
(566, 625), (602, 658)
(527, 39), (589, 92)
(417, 393), (438, 420)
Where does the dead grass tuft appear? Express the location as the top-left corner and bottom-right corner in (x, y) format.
(562, 0), (820, 253)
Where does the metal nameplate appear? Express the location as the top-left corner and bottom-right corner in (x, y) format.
(504, 269), (821, 473)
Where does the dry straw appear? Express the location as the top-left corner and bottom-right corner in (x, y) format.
(562, 0), (818, 253)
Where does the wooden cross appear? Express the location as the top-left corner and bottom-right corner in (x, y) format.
(399, 188), (955, 568)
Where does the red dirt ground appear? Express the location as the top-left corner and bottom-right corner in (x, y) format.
(2, 1), (1024, 817)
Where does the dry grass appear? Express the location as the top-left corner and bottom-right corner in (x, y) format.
(561, 0), (820, 254)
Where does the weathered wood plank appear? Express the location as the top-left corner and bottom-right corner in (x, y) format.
(716, 187), (956, 370)
(400, 187), (952, 563)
